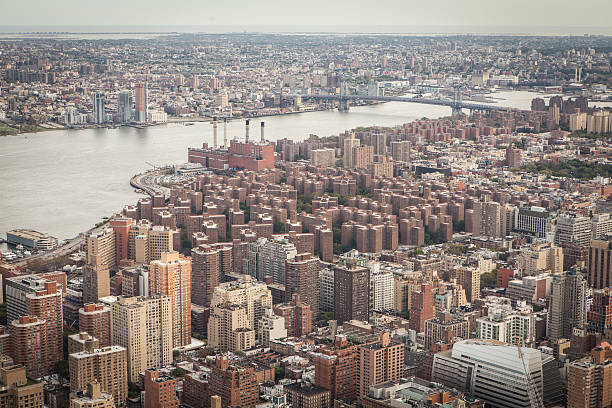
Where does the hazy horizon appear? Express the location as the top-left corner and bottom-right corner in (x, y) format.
(2, 0), (612, 33)
(1, 24), (611, 36)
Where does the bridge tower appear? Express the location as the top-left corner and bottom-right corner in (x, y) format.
(451, 84), (463, 117)
(338, 80), (350, 111)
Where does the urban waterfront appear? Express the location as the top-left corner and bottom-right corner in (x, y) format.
(2, 6), (612, 404)
(0, 90), (589, 241)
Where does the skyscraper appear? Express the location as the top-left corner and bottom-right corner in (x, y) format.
(547, 268), (587, 342)
(357, 332), (404, 398)
(587, 287), (612, 338)
(10, 316), (49, 378)
(409, 283), (435, 333)
(208, 356), (258, 408)
(83, 264), (110, 304)
(5, 274), (57, 323)
(476, 303), (536, 346)
(313, 334), (357, 403)
(93, 92), (105, 124)
(117, 90), (133, 123)
(110, 296), (172, 382)
(25, 281), (64, 366)
(149, 252), (192, 347)
(592, 213), (612, 240)
(505, 144), (522, 167)
(516, 206), (550, 238)
(69, 345), (128, 406)
(334, 262), (369, 324)
(207, 303), (255, 351)
(209, 276), (272, 331)
(285, 253), (320, 317)
(319, 267), (334, 313)
(109, 218), (132, 265)
(424, 311), (470, 350)
(261, 238), (297, 285)
(79, 303), (111, 348)
(191, 245), (220, 307)
(121, 267), (149, 297)
(86, 228), (115, 269)
(134, 84), (147, 123)
(370, 267), (394, 311)
(588, 238), (612, 289)
(567, 344), (612, 408)
(555, 213), (592, 248)
(343, 135), (360, 169)
(144, 369), (179, 408)
(455, 267), (480, 303)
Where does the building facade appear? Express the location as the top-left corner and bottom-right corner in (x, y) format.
(110, 296), (172, 382)
(334, 262), (370, 324)
(69, 345), (128, 407)
(150, 252), (192, 348)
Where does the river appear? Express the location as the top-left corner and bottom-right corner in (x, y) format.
(0, 90), (586, 242)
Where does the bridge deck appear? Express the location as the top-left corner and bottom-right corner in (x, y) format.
(287, 93), (521, 112)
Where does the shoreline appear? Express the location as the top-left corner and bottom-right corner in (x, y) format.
(0, 121), (168, 137)
(0, 101), (380, 137)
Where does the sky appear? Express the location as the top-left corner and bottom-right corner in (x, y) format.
(2, 0), (612, 33)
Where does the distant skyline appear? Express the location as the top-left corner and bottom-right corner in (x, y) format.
(2, 0), (612, 33)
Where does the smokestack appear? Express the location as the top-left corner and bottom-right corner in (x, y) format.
(260, 121), (265, 142)
(575, 67), (578, 82)
(223, 118), (228, 148)
(212, 117), (218, 148)
(245, 119), (250, 143)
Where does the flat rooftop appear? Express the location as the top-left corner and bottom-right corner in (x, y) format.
(7, 229), (55, 240)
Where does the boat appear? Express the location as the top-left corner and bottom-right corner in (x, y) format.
(16, 244), (24, 250)
(185, 122), (195, 126)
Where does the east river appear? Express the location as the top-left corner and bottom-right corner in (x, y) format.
(0, 90), (597, 242)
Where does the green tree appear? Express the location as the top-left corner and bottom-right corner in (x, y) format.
(424, 228), (446, 245)
(333, 242), (345, 255)
(0, 303), (6, 325)
(522, 159), (612, 180)
(357, 187), (373, 198)
(274, 366), (285, 382)
(296, 195), (313, 213)
(273, 221), (286, 234)
(332, 223), (342, 243)
(480, 271), (498, 289)
(63, 326), (78, 357)
(54, 360), (69, 379)
(128, 382), (141, 399)
(172, 367), (187, 377)
(180, 229), (192, 256)
(452, 220), (465, 233)
(319, 312), (334, 321)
